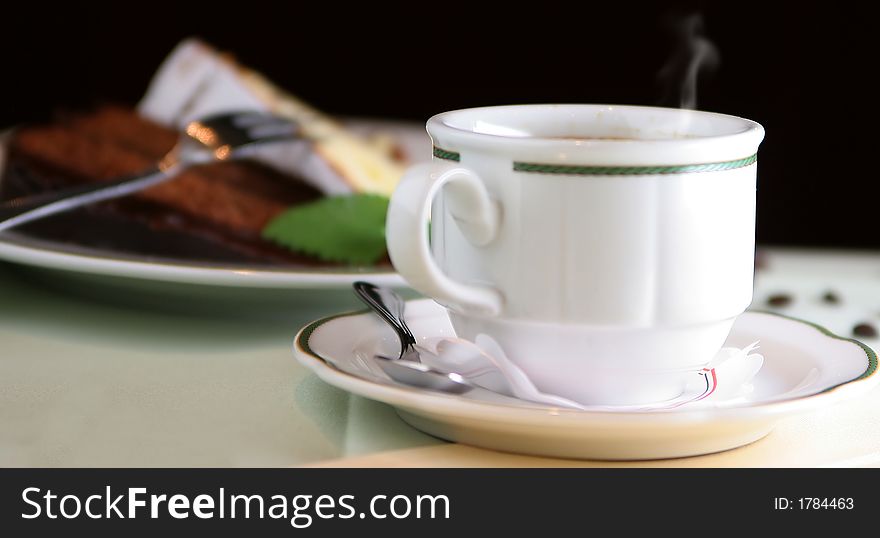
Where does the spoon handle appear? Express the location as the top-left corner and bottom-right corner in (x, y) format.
(353, 281), (417, 351)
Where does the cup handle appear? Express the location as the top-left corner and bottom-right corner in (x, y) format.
(386, 162), (503, 316)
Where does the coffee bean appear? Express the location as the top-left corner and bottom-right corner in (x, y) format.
(821, 290), (841, 304)
(852, 323), (878, 338)
(766, 293), (793, 307)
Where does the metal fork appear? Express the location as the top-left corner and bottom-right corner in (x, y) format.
(0, 111), (300, 232)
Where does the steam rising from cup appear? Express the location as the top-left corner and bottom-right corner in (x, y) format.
(658, 13), (720, 110)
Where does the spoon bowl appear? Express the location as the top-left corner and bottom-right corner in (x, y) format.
(373, 354), (473, 394)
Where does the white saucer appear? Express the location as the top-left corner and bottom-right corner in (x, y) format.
(293, 299), (878, 460)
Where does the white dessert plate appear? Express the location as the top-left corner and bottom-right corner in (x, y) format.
(0, 120), (422, 296)
(293, 299), (879, 460)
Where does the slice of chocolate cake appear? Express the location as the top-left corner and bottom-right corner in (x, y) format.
(0, 105), (334, 265)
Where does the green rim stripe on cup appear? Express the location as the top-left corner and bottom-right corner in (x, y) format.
(432, 147), (461, 162)
(514, 154), (757, 175)
(433, 146), (757, 175)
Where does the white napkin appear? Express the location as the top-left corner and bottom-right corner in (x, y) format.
(419, 336), (764, 412)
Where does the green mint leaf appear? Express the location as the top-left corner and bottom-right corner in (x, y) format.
(262, 194), (389, 266)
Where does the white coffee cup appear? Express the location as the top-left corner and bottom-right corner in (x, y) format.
(386, 104), (764, 405)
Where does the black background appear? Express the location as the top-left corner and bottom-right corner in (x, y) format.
(1, 1), (874, 248)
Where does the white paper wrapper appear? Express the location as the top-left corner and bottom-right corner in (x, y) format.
(138, 38), (403, 196)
